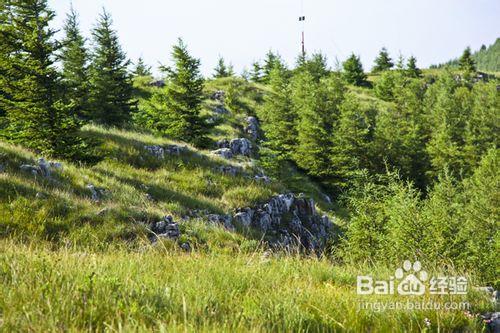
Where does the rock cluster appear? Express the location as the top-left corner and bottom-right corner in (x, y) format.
(152, 215), (180, 239)
(214, 138), (252, 158)
(232, 194), (334, 251)
(144, 145), (187, 159)
(245, 116), (260, 140)
(20, 158), (62, 177)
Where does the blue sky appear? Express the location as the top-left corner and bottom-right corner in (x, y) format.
(48, 0), (500, 76)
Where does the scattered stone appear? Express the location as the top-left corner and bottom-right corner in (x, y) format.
(211, 90), (225, 101)
(149, 79), (165, 88)
(165, 145), (187, 155)
(245, 116), (260, 140)
(0, 164), (5, 173)
(481, 312), (500, 333)
(254, 175), (271, 183)
(144, 145), (187, 159)
(214, 105), (229, 115)
(20, 158), (62, 178)
(214, 165), (242, 176)
(152, 215), (180, 240)
(35, 192), (47, 199)
(180, 242), (191, 251)
(145, 193), (155, 201)
(206, 214), (234, 230)
(216, 139), (230, 149)
(211, 148), (233, 159)
(86, 184), (107, 202)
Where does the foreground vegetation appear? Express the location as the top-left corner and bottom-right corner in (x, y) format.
(0, 240), (496, 332)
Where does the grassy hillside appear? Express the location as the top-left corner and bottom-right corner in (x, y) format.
(0, 77), (497, 331)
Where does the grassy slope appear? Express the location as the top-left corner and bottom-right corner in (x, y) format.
(0, 77), (494, 331)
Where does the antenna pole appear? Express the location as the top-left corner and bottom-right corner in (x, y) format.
(302, 31), (305, 56)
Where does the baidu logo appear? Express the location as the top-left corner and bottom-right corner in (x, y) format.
(357, 260), (466, 296)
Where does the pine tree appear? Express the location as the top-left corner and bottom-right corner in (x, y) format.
(262, 51), (282, 83)
(0, 0), (85, 159)
(133, 57), (152, 77)
(60, 5), (90, 120)
(139, 39), (208, 146)
(0, 1), (14, 121)
(372, 47), (394, 72)
(249, 61), (263, 83)
(342, 54), (366, 86)
(295, 52), (330, 82)
(406, 56), (421, 78)
(292, 72), (344, 178)
(89, 9), (134, 126)
(463, 82), (500, 171)
(329, 94), (372, 190)
(260, 66), (296, 158)
(458, 47), (476, 73)
(213, 56), (234, 78)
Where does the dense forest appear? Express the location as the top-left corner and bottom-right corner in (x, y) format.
(433, 38), (500, 72)
(0, 1), (498, 331)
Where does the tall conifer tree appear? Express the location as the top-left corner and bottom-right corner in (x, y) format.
(89, 9), (134, 125)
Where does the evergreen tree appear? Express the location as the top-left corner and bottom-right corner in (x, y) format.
(372, 47), (394, 72)
(374, 78), (430, 190)
(213, 56), (234, 78)
(60, 5), (90, 120)
(133, 57), (152, 77)
(329, 94), (372, 190)
(260, 66), (296, 158)
(406, 56), (421, 78)
(342, 54), (366, 86)
(463, 82), (500, 171)
(292, 72), (344, 178)
(458, 47), (476, 73)
(250, 61), (263, 83)
(295, 52), (330, 82)
(0, 1), (14, 120)
(136, 39), (208, 146)
(262, 51), (282, 83)
(89, 9), (134, 126)
(0, 0), (85, 159)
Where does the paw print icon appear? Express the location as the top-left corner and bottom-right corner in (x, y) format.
(395, 260), (428, 296)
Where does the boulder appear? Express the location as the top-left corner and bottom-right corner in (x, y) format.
(230, 138), (252, 156)
(481, 312), (500, 333)
(211, 148), (233, 159)
(254, 175), (271, 183)
(245, 116), (260, 140)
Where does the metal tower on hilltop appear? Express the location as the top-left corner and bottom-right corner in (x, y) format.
(299, 0), (306, 56)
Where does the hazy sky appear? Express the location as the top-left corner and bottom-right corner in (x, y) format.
(47, 0), (500, 76)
